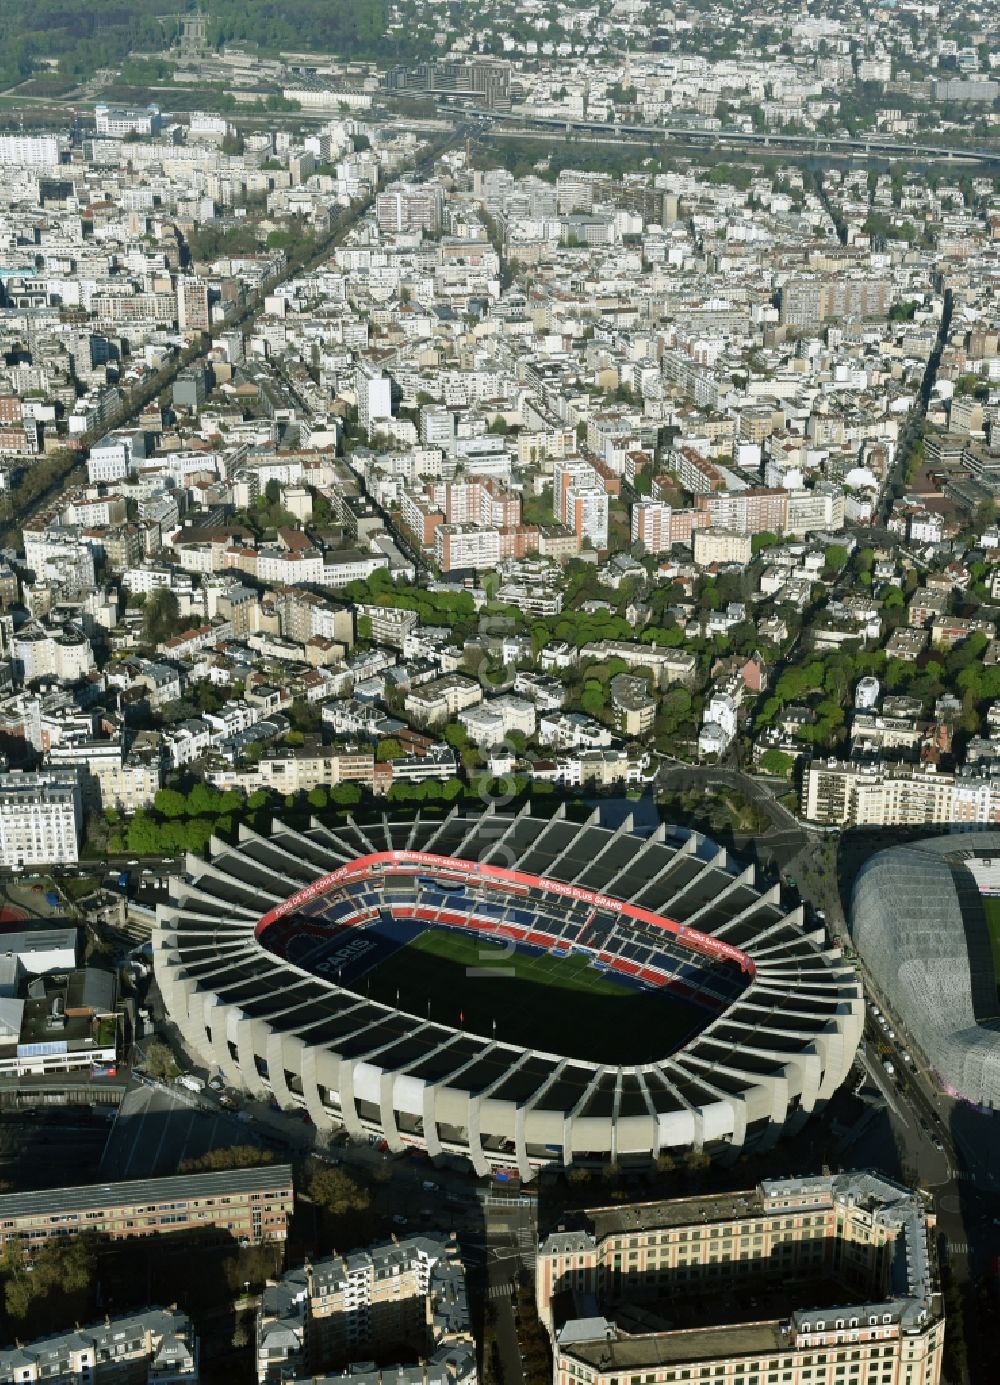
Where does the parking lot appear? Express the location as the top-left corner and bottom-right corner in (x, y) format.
(0, 1108), (113, 1189)
(99, 1082), (279, 1181)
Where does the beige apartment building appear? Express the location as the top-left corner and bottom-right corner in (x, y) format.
(802, 760), (957, 827)
(0, 1165), (294, 1256)
(693, 526), (753, 567)
(539, 1173), (942, 1385)
(256, 1235), (474, 1385)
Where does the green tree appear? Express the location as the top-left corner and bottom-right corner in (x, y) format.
(376, 737), (404, 761)
(580, 679), (605, 718)
(824, 544), (850, 572)
(142, 587), (181, 645)
(142, 1040), (178, 1081)
(307, 786), (328, 811)
(308, 1164), (371, 1217)
(154, 788), (187, 819)
(759, 749), (796, 777)
(4, 1235), (97, 1330)
(180, 1145), (274, 1174)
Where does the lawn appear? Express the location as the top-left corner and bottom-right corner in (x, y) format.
(981, 894), (1000, 988)
(361, 924), (708, 1064)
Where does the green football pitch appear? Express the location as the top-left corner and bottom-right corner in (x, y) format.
(981, 895), (1000, 987)
(360, 925), (710, 1064)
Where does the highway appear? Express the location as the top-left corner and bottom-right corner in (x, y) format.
(451, 103), (1000, 166)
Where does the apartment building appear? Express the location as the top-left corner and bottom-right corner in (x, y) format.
(694, 487), (789, 535)
(609, 674), (657, 737)
(47, 738), (161, 814)
(405, 675), (482, 725)
(0, 1166), (294, 1256)
(435, 523), (501, 572)
(177, 276), (212, 334)
(566, 485), (609, 550)
(0, 1307), (199, 1384)
(779, 277), (891, 326)
(672, 447), (726, 494)
(256, 1235), (474, 1385)
(458, 694), (536, 746)
(0, 767), (82, 868)
(0, 134), (63, 169)
(356, 362), (393, 434)
(553, 458), (599, 521)
(375, 182), (443, 233)
(579, 640), (698, 688)
(540, 1173), (941, 1385)
(693, 527), (753, 566)
(801, 759), (976, 827)
(786, 486), (846, 536)
(631, 500), (672, 553)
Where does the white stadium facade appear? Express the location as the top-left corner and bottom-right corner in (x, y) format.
(155, 806), (863, 1178)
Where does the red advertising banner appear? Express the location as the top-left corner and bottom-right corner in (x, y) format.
(256, 850), (754, 974)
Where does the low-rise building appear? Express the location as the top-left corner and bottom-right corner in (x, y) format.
(458, 695), (536, 746)
(404, 675), (482, 726)
(0, 1307), (199, 1384)
(0, 1165), (294, 1256)
(609, 674), (657, 737)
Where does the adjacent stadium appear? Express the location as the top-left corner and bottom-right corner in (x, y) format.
(852, 830), (1000, 1108)
(156, 807), (863, 1177)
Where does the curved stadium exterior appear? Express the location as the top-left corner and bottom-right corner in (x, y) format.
(155, 807), (863, 1178)
(852, 829), (1000, 1109)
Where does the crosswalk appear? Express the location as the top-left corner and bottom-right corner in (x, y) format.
(487, 1282), (513, 1300)
(943, 1241), (969, 1256)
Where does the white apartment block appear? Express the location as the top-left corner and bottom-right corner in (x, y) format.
(785, 487), (846, 536)
(801, 759), (997, 828)
(566, 486), (609, 550)
(0, 134), (63, 169)
(458, 695), (537, 746)
(0, 769), (82, 869)
(405, 676), (482, 726)
(357, 363), (393, 433)
(375, 182), (443, 233)
(435, 524), (501, 572)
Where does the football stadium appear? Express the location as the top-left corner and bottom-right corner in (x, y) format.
(155, 807), (863, 1177)
(852, 829), (1000, 1108)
